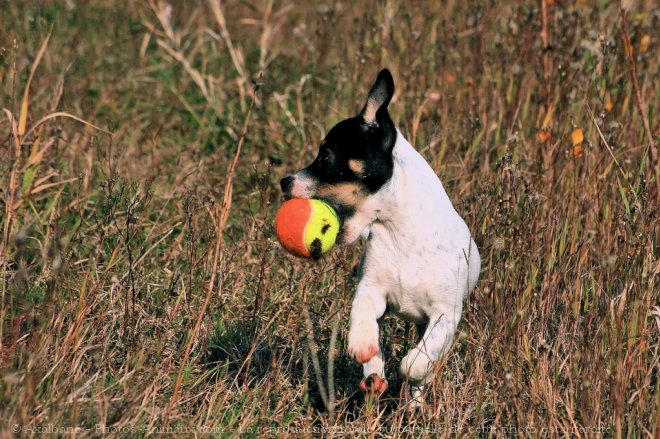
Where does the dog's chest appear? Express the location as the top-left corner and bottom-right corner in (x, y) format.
(363, 225), (453, 324)
(354, 136), (476, 324)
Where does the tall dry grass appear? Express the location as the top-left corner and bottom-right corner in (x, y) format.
(1, 0), (659, 437)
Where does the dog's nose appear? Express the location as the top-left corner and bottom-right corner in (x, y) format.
(280, 176), (294, 194)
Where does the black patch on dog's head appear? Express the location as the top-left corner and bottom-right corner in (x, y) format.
(302, 69), (396, 215)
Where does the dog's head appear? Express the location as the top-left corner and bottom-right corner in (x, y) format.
(280, 69), (397, 240)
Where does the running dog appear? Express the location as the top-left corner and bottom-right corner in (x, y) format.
(280, 69), (480, 406)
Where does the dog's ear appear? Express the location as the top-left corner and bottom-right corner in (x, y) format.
(360, 69), (394, 125)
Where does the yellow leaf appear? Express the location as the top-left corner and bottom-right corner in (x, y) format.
(640, 34), (650, 53)
(18, 96), (28, 136)
(571, 128), (584, 146)
(604, 92), (614, 112)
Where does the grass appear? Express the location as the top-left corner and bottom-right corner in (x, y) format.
(1, 0), (659, 437)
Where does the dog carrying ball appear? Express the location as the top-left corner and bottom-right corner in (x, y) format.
(275, 199), (340, 259)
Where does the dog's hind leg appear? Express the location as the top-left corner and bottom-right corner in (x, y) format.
(400, 314), (457, 407)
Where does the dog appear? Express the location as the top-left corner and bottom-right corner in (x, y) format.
(280, 69), (480, 406)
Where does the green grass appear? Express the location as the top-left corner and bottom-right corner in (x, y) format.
(1, 0), (659, 437)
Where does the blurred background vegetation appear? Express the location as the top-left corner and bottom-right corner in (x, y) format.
(1, 0), (659, 436)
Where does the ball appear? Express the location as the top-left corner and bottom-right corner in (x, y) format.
(274, 198), (340, 259)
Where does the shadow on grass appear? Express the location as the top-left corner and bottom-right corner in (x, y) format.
(203, 318), (415, 416)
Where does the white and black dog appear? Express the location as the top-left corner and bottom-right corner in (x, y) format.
(280, 69), (480, 406)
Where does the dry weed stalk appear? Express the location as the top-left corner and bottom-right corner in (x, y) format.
(0, 34), (49, 349)
(160, 78), (259, 433)
(327, 311), (341, 422)
(619, 2), (659, 198)
(540, 0), (552, 110)
(585, 101), (638, 202)
(1, 33), (109, 350)
(146, 0), (210, 101)
(208, 0), (248, 107)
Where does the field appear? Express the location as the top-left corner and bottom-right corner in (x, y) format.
(1, 0), (659, 437)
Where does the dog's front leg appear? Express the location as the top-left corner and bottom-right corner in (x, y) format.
(358, 319), (388, 395)
(347, 286), (385, 363)
(347, 284), (387, 393)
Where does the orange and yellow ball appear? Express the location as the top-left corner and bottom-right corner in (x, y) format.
(274, 198), (340, 259)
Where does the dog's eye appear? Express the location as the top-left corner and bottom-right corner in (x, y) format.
(321, 149), (334, 164)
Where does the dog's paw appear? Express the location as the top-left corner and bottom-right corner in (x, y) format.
(347, 320), (379, 363)
(348, 343), (378, 363)
(400, 347), (433, 384)
(359, 373), (388, 395)
(406, 386), (426, 412)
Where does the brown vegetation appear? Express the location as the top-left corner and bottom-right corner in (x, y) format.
(1, 0), (658, 437)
